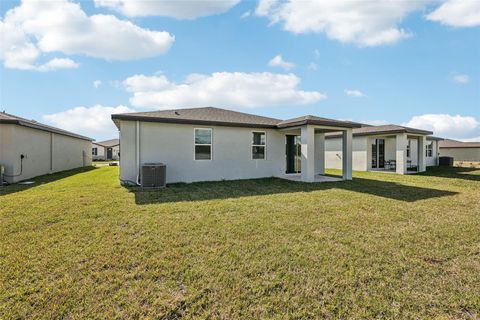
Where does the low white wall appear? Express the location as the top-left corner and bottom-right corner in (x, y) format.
(119, 121), (288, 184)
(440, 147), (480, 161)
(0, 124), (91, 183)
(325, 136), (368, 171)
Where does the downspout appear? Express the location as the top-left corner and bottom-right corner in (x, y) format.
(135, 120), (141, 185)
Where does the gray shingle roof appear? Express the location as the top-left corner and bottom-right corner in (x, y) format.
(439, 139), (480, 148)
(277, 115), (361, 129)
(326, 124), (433, 138)
(112, 107), (361, 129)
(0, 111), (93, 141)
(95, 139), (119, 147)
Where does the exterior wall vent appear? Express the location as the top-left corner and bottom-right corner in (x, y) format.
(140, 163), (166, 188)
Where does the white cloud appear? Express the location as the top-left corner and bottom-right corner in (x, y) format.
(93, 80), (102, 89)
(43, 105), (134, 138)
(268, 54), (295, 70)
(308, 62), (318, 71)
(461, 136), (480, 142)
(241, 11), (252, 19)
(94, 0), (240, 19)
(34, 58), (79, 72)
(123, 72), (326, 109)
(344, 89), (366, 97)
(403, 114), (479, 139)
(255, 0), (429, 46)
(453, 74), (469, 84)
(426, 0), (480, 27)
(0, 0), (174, 70)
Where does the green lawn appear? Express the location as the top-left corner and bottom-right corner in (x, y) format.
(1, 166), (479, 319)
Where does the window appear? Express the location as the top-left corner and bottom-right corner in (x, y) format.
(252, 131), (266, 159)
(92, 147), (97, 156)
(426, 142), (433, 157)
(194, 128), (212, 160)
(406, 139), (411, 158)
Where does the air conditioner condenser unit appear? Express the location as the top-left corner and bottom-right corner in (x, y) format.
(140, 163), (166, 188)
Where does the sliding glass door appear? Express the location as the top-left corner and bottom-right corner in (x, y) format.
(371, 138), (385, 169)
(286, 135), (301, 174)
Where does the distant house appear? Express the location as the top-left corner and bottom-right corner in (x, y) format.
(112, 107), (361, 184)
(0, 112), (92, 183)
(92, 139), (120, 161)
(324, 125), (442, 174)
(439, 139), (480, 163)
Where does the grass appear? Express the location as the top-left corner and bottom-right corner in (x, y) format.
(1, 166), (479, 319)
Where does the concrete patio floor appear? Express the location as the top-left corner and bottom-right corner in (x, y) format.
(281, 174), (343, 183)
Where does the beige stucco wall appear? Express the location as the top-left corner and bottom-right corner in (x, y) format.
(325, 136), (368, 170)
(440, 147), (480, 161)
(0, 124), (91, 183)
(119, 120), (290, 184)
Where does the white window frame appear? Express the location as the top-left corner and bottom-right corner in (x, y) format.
(426, 141), (433, 157)
(92, 147), (98, 156)
(194, 128), (212, 161)
(406, 139), (411, 158)
(251, 131), (266, 160)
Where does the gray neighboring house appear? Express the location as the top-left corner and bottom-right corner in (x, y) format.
(92, 139), (120, 161)
(324, 124), (442, 174)
(0, 112), (92, 183)
(112, 107), (361, 184)
(439, 139), (480, 162)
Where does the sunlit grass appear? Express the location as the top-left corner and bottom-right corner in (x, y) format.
(1, 166), (479, 318)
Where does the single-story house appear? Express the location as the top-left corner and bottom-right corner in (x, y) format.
(439, 139), (480, 163)
(0, 112), (92, 183)
(112, 107), (362, 184)
(324, 125), (443, 174)
(92, 139), (120, 161)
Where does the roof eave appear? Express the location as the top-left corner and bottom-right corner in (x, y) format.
(111, 114), (278, 129)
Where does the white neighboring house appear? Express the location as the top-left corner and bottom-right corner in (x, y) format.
(0, 112), (93, 183)
(439, 139), (480, 162)
(324, 125), (442, 174)
(111, 107), (361, 185)
(92, 139), (120, 161)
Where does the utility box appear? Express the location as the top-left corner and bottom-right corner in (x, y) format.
(140, 163), (166, 188)
(439, 156), (454, 166)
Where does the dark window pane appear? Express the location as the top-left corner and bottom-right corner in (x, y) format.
(252, 132), (265, 145)
(195, 129), (212, 144)
(195, 145), (211, 160)
(252, 146), (265, 159)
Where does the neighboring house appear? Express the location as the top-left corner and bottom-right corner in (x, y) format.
(0, 112), (92, 183)
(439, 139), (480, 162)
(111, 107), (361, 184)
(324, 125), (442, 174)
(92, 139), (120, 161)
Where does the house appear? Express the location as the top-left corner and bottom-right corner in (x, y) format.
(324, 125), (442, 174)
(439, 139), (480, 164)
(111, 107), (361, 185)
(92, 139), (120, 161)
(0, 112), (92, 183)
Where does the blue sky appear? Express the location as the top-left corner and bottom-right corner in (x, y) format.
(1, 0), (479, 141)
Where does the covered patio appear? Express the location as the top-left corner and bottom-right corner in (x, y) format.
(276, 116), (361, 182)
(367, 133), (428, 174)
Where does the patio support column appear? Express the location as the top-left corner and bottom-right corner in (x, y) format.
(396, 133), (408, 174)
(314, 132), (325, 175)
(301, 125), (315, 182)
(342, 129), (353, 180)
(417, 135), (427, 172)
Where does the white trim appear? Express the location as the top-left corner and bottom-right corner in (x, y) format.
(251, 130), (266, 160)
(194, 127), (213, 161)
